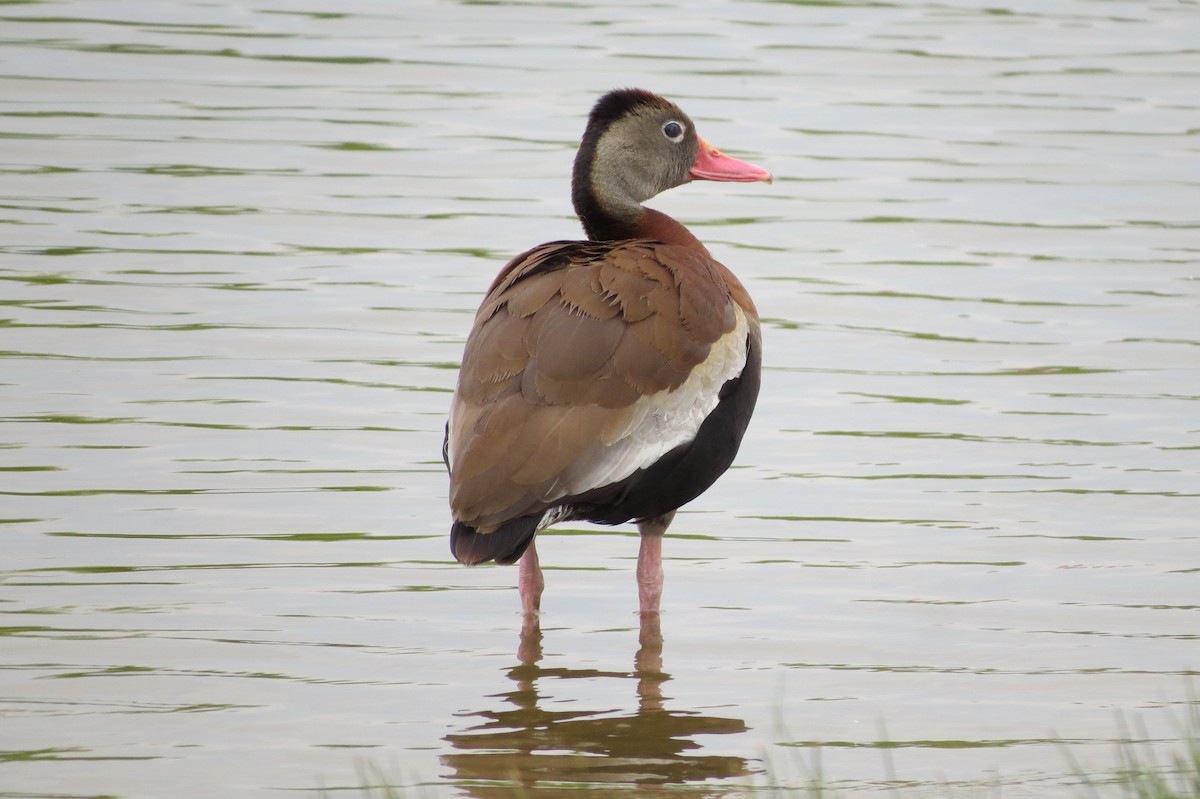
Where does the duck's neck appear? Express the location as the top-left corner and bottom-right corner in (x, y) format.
(572, 141), (710, 255)
(575, 200), (711, 257)
(632, 208), (712, 257)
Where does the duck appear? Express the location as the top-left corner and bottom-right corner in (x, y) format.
(444, 88), (771, 616)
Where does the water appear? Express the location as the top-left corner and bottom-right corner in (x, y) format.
(1, 1), (1197, 797)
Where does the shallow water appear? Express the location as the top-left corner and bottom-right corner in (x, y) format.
(1, 1), (1197, 797)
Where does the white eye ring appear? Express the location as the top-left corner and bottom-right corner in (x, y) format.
(662, 120), (686, 142)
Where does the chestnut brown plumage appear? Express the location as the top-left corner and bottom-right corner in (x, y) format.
(444, 88), (771, 614)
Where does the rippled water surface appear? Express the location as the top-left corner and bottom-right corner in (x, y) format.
(2, 1), (1197, 797)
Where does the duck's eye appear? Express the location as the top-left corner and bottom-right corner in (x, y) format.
(662, 121), (685, 142)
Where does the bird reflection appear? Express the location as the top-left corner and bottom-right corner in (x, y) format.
(442, 613), (750, 797)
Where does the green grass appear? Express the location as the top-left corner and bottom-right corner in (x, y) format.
(329, 697), (1200, 798)
(1065, 703), (1200, 799)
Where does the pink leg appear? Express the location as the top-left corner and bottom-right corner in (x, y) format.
(636, 512), (674, 614)
(518, 539), (543, 616)
(636, 534), (663, 613)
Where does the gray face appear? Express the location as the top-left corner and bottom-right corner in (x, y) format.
(590, 102), (699, 212)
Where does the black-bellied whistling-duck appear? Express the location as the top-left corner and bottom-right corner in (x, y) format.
(444, 88), (771, 615)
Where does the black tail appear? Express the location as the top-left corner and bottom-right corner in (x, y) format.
(451, 515), (540, 566)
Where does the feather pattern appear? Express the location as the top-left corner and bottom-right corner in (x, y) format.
(447, 238), (755, 534)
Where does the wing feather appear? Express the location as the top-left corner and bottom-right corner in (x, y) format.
(447, 239), (751, 532)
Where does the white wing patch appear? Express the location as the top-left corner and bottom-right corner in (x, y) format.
(536, 305), (750, 501)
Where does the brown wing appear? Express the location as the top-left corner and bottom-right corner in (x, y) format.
(447, 238), (745, 533)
